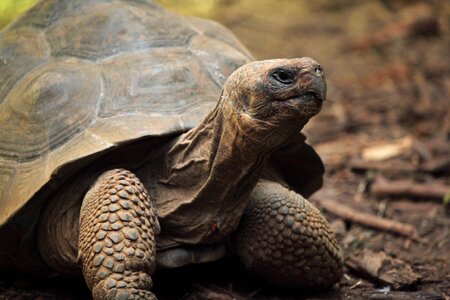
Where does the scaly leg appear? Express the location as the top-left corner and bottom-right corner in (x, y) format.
(234, 181), (343, 289)
(78, 169), (160, 300)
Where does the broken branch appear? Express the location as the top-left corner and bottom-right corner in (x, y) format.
(361, 290), (445, 300)
(350, 159), (416, 173)
(311, 196), (419, 239)
(345, 16), (439, 51)
(371, 176), (450, 200)
(350, 157), (450, 174)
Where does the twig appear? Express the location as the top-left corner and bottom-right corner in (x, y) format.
(350, 159), (416, 173)
(311, 197), (419, 239)
(362, 290), (444, 300)
(350, 158), (450, 174)
(371, 176), (450, 200)
(345, 16), (439, 51)
(420, 156), (450, 173)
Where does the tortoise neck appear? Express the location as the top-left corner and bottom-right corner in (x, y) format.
(152, 97), (285, 247)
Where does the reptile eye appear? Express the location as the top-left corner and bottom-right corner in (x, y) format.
(271, 70), (295, 84)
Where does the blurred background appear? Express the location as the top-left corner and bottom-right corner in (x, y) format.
(0, 0), (449, 299)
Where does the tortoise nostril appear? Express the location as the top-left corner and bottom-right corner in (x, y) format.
(314, 65), (323, 76)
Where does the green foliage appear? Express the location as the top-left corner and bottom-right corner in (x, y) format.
(0, 0), (220, 30)
(444, 192), (450, 207)
(0, 0), (36, 29)
(156, 0), (218, 17)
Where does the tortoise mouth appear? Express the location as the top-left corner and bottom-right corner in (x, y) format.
(284, 91), (323, 115)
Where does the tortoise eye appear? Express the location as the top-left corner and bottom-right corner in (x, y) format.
(271, 70), (295, 84)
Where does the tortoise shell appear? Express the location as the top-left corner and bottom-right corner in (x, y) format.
(0, 0), (253, 228)
(0, 1), (325, 268)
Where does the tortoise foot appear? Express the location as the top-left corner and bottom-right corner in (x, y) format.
(234, 181), (343, 289)
(92, 273), (157, 300)
(78, 169), (160, 300)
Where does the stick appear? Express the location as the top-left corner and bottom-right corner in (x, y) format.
(350, 157), (450, 174)
(420, 156), (450, 173)
(311, 197), (418, 239)
(361, 290), (444, 300)
(345, 16), (439, 51)
(350, 159), (417, 173)
(371, 176), (450, 200)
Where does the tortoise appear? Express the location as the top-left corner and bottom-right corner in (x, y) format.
(0, 0), (343, 299)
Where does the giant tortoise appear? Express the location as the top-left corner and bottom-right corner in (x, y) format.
(0, 0), (343, 299)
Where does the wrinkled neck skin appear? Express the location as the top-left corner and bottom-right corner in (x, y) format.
(146, 93), (309, 249)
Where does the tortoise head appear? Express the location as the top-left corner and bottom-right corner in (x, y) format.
(221, 57), (326, 140)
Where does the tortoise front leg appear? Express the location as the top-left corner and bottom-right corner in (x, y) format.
(78, 169), (160, 300)
(233, 181), (343, 289)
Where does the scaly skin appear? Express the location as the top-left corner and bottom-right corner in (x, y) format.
(36, 58), (341, 299)
(78, 169), (159, 299)
(234, 181), (343, 288)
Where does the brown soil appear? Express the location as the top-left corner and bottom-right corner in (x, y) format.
(1, 0), (449, 299)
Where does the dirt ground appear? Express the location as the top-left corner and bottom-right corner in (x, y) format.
(1, 0), (449, 299)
